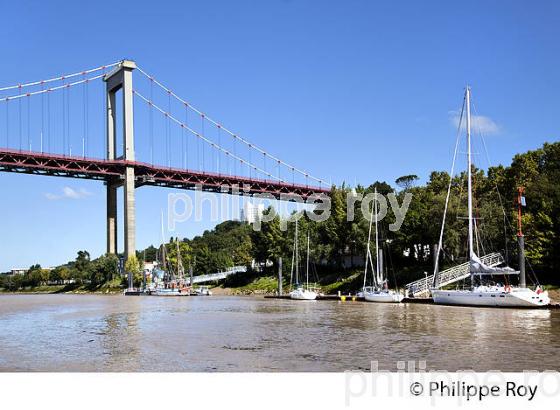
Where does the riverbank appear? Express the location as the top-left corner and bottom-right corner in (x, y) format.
(0, 278), (124, 295)
(213, 279), (560, 303)
(2, 278), (559, 303)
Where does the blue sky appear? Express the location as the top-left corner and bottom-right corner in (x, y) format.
(0, 0), (559, 271)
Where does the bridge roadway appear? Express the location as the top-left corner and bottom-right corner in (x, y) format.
(0, 148), (330, 200)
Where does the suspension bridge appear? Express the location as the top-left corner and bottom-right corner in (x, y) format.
(0, 60), (330, 259)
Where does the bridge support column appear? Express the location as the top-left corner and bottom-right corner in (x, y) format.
(106, 84), (117, 255)
(104, 60), (136, 260)
(107, 182), (118, 255)
(124, 167), (136, 260)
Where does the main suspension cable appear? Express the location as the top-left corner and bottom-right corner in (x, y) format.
(135, 66), (324, 185)
(0, 62), (119, 92)
(133, 90), (286, 182)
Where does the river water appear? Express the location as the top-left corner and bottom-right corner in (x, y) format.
(0, 294), (558, 372)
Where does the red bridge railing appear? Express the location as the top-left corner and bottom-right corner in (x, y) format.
(0, 148), (330, 200)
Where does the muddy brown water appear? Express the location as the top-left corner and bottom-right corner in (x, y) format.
(0, 294), (558, 371)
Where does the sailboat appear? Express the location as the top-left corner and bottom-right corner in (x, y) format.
(289, 220), (318, 300)
(150, 212), (191, 296)
(431, 87), (550, 308)
(360, 188), (404, 303)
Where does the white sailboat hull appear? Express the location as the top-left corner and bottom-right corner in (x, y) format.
(432, 287), (550, 308)
(364, 290), (404, 303)
(150, 288), (190, 297)
(290, 288), (317, 300)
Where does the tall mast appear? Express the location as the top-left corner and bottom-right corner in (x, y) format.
(306, 230), (310, 290)
(363, 194), (375, 289)
(295, 218), (299, 286)
(374, 188), (381, 285)
(466, 87), (475, 283)
(176, 238), (184, 280)
(160, 210), (167, 272)
(517, 187), (526, 288)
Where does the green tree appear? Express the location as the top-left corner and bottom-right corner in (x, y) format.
(124, 255), (142, 287)
(395, 174), (419, 191)
(89, 253), (119, 286)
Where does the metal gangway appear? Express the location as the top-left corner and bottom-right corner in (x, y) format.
(190, 266), (247, 284)
(405, 252), (505, 297)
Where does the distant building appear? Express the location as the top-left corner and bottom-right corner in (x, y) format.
(240, 202), (265, 224)
(6, 267), (54, 276)
(9, 268), (27, 276)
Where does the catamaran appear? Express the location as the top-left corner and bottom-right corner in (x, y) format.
(360, 188), (404, 303)
(289, 220), (318, 300)
(431, 87), (550, 308)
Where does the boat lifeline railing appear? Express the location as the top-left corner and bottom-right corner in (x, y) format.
(405, 252), (504, 297)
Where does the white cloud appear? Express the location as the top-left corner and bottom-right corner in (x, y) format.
(44, 186), (93, 200)
(44, 193), (59, 200)
(449, 111), (500, 135)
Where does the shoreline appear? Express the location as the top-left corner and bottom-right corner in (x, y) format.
(2, 286), (559, 303)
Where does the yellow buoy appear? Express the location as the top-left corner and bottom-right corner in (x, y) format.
(340, 296), (346, 302)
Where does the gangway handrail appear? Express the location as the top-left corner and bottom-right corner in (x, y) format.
(405, 252), (505, 297)
(190, 266), (247, 284)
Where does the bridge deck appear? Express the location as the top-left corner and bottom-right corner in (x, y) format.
(0, 148), (330, 199)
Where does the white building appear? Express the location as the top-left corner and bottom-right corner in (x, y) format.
(6, 267), (54, 276)
(240, 202), (265, 224)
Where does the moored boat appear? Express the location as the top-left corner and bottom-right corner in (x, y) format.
(364, 289), (404, 303)
(360, 188), (403, 303)
(289, 220), (317, 301)
(431, 285), (549, 307)
(430, 87), (549, 308)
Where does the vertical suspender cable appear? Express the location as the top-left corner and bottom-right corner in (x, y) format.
(5, 98), (9, 148)
(102, 67), (106, 159)
(83, 74), (89, 157)
(248, 145), (251, 179)
(67, 84), (71, 156)
(47, 90), (51, 153)
(62, 80), (66, 155)
(217, 125), (221, 174)
(181, 109), (185, 169)
(166, 91), (171, 167)
(18, 85), (22, 151)
(185, 103), (189, 168)
(197, 115), (200, 171)
(40, 81), (44, 153)
(201, 114), (205, 173)
(27, 95), (30, 151)
(82, 74), (86, 157)
(233, 135), (237, 176)
(85, 78), (89, 157)
(211, 125), (215, 173)
(149, 78), (154, 165)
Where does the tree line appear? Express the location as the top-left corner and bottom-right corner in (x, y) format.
(149, 141), (559, 287)
(2, 141), (558, 291)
